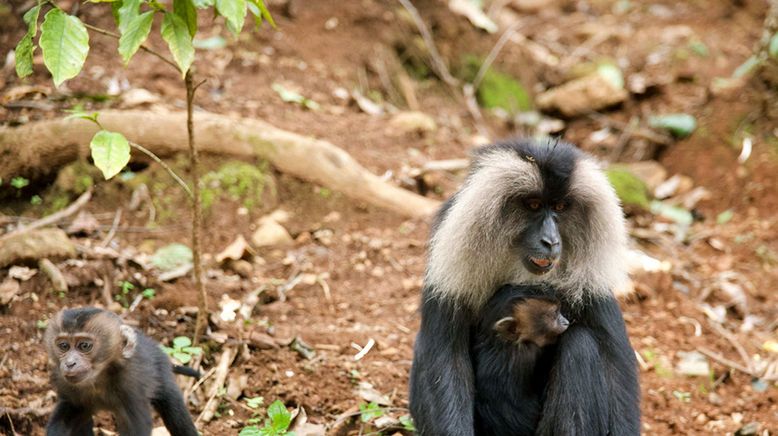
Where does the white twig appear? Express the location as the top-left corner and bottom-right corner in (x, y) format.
(197, 347), (236, 423)
(100, 208), (122, 248)
(1, 190), (92, 240)
(472, 20), (526, 90)
(396, 0), (459, 87)
(354, 338), (376, 361)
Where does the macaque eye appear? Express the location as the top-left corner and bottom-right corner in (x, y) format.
(553, 202), (567, 212)
(526, 199), (542, 211)
(57, 341), (70, 352)
(77, 341), (93, 352)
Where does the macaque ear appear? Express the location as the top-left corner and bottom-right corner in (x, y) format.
(120, 324), (137, 359)
(493, 317), (518, 340)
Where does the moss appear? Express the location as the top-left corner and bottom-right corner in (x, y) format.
(459, 55), (532, 113)
(200, 161), (270, 210)
(605, 167), (650, 208)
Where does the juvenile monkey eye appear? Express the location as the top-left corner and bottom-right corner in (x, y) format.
(77, 341), (93, 352)
(57, 341), (69, 352)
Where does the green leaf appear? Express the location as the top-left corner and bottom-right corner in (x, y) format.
(399, 415), (416, 431)
(10, 177), (29, 189)
(732, 55), (761, 79)
(648, 114), (697, 138)
(193, 36), (227, 50)
(160, 346), (175, 355)
(161, 12), (195, 76)
(267, 400), (291, 431)
(172, 335), (192, 349)
(649, 200), (693, 226)
(215, 0), (246, 35)
(182, 346), (202, 355)
(14, 5), (42, 78)
(90, 130), (131, 179)
(192, 0), (215, 8)
(39, 9), (90, 87)
(248, 0), (276, 28)
(150, 243), (193, 271)
(118, 11), (154, 65)
(769, 32), (778, 59)
(245, 396), (264, 409)
(174, 0), (198, 37)
(238, 427), (261, 436)
(117, 0), (141, 34)
(358, 402), (384, 423)
(596, 63), (624, 89)
(172, 351), (192, 364)
(716, 209), (734, 225)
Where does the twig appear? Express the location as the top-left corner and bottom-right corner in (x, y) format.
(462, 84), (489, 138)
(698, 347), (752, 374)
(100, 208), (122, 248)
(706, 320), (753, 373)
(82, 22), (179, 70)
(185, 364), (216, 400)
(197, 346), (236, 423)
(587, 112), (674, 146)
(39, 259), (68, 293)
(472, 20), (526, 90)
(1, 190), (92, 240)
(129, 142), (193, 198)
(395, 0), (459, 87)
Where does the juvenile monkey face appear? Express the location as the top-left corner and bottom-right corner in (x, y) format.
(493, 298), (569, 347)
(54, 333), (96, 384)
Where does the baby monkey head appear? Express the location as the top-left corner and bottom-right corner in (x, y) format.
(45, 307), (137, 385)
(493, 297), (569, 348)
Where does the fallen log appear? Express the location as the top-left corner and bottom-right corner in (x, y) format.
(0, 110), (440, 218)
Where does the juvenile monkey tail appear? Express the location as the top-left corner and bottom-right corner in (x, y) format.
(172, 365), (202, 379)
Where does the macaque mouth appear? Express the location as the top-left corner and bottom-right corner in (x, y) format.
(526, 256), (557, 274)
(63, 372), (89, 383)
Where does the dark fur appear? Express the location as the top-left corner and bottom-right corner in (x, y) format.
(473, 285), (560, 436)
(46, 308), (198, 436)
(409, 139), (640, 436)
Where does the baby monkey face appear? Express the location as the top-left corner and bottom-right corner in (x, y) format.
(493, 297), (569, 347)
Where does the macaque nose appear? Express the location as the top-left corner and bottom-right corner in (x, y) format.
(65, 360), (77, 369)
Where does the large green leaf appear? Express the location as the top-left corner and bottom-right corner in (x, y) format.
(648, 114), (697, 138)
(267, 400), (291, 431)
(192, 0), (215, 8)
(39, 9), (89, 87)
(215, 0), (246, 35)
(161, 13), (194, 76)
(174, 0), (198, 37)
(150, 243), (193, 272)
(117, 0), (141, 34)
(247, 0), (276, 29)
(118, 11), (154, 65)
(14, 5), (42, 78)
(90, 130), (131, 179)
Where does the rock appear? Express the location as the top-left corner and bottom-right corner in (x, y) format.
(389, 111), (437, 135)
(735, 422), (760, 436)
(622, 161), (668, 192)
(675, 351), (710, 377)
(120, 88), (160, 107)
(0, 278), (21, 305)
(229, 259), (254, 278)
(0, 229), (76, 268)
(251, 215), (293, 248)
(66, 211), (100, 235)
(654, 174), (694, 199)
(537, 72), (627, 117)
(215, 235), (250, 263)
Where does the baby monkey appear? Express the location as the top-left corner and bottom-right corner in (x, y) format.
(473, 286), (570, 436)
(44, 307), (198, 436)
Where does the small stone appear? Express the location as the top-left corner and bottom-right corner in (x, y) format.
(536, 72), (627, 117)
(229, 259), (254, 278)
(735, 422), (760, 436)
(388, 111), (437, 135)
(251, 220), (293, 247)
(0, 228), (76, 268)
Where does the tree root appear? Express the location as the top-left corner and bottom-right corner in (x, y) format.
(0, 110), (440, 218)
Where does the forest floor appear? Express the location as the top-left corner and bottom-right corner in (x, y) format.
(1, 0), (777, 435)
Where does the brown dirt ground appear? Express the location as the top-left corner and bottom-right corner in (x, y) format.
(1, 0), (777, 435)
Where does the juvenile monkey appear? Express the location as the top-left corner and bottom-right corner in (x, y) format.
(44, 307), (199, 436)
(473, 285), (570, 436)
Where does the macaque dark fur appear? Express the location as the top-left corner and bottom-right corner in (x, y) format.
(409, 138), (640, 436)
(45, 307), (198, 436)
(473, 285), (568, 436)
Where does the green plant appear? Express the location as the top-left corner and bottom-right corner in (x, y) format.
(358, 402), (384, 423)
(239, 400), (294, 436)
(399, 414), (416, 431)
(10, 176), (29, 189)
(115, 280), (135, 307)
(142, 288), (156, 299)
(201, 161), (269, 210)
(14, 0), (274, 343)
(161, 336), (202, 364)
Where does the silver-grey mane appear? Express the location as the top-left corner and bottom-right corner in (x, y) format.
(425, 143), (629, 309)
